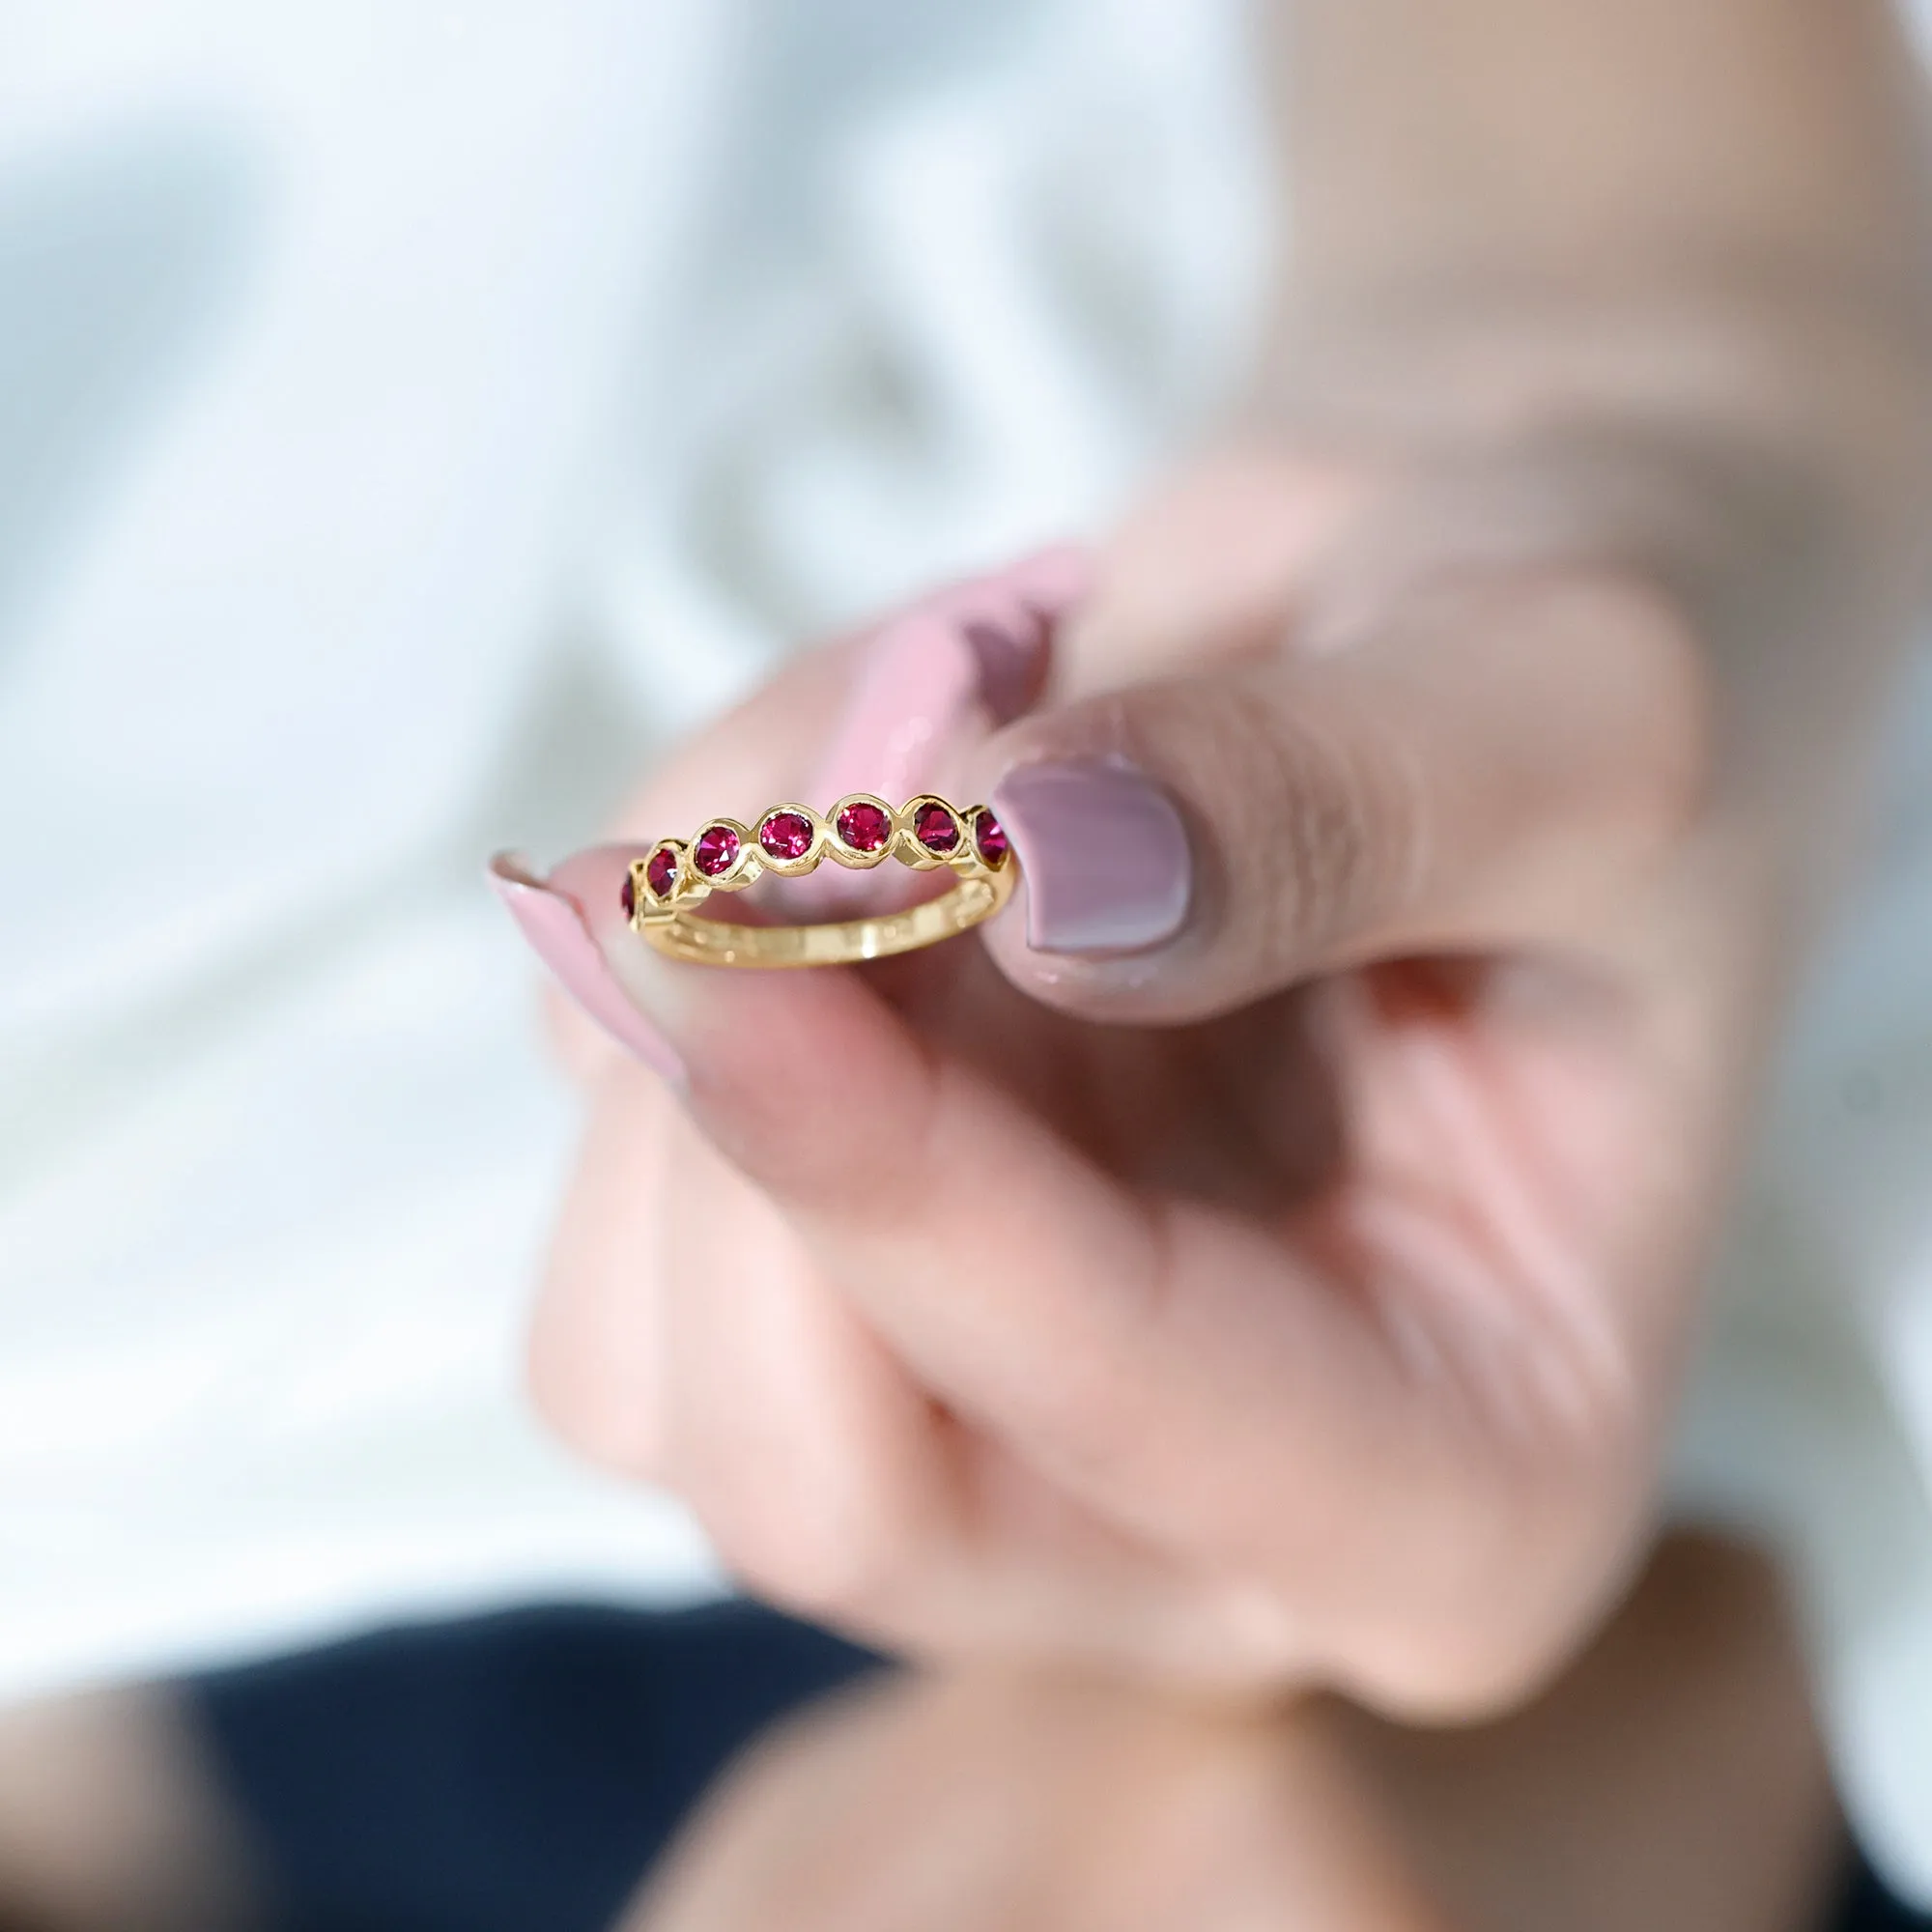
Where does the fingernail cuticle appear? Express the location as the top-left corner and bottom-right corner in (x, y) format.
(990, 762), (1191, 955)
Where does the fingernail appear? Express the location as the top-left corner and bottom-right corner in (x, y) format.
(489, 853), (685, 1084)
(998, 543), (1094, 625)
(958, 611), (1046, 724)
(807, 608), (984, 806)
(944, 547), (1090, 723)
(808, 553), (1086, 807)
(801, 577), (1059, 915)
(991, 762), (1191, 954)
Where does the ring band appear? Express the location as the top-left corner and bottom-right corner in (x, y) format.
(624, 793), (1016, 969)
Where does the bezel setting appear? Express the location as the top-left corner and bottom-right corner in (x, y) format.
(903, 795), (965, 866)
(625, 793), (1016, 965)
(642, 840), (686, 907)
(690, 818), (753, 888)
(829, 794), (896, 867)
(756, 806), (820, 870)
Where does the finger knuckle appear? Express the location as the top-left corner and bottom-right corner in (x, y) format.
(701, 1487), (915, 1630)
(1271, 707), (1419, 958)
(1332, 1467), (1645, 1722)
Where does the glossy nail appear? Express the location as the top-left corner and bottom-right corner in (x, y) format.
(802, 587), (1036, 914)
(489, 853), (685, 1084)
(809, 551), (1087, 808)
(991, 761), (1191, 954)
(807, 608), (984, 807)
(945, 547), (1091, 721)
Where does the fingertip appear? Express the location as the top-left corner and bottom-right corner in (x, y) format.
(534, 842), (649, 944)
(571, 868), (935, 1214)
(807, 611), (982, 810)
(999, 541), (1095, 620)
(491, 847), (686, 1085)
(966, 745), (1211, 1026)
(808, 549), (1090, 809)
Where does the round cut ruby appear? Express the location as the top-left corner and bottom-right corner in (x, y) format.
(912, 801), (960, 854)
(973, 809), (1009, 867)
(759, 810), (813, 862)
(693, 824), (741, 877)
(620, 870), (637, 918)
(645, 845), (679, 898)
(836, 800), (892, 853)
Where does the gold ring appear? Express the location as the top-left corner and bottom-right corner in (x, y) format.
(624, 794), (1016, 968)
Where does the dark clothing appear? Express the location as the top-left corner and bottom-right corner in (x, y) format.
(192, 1602), (877, 1932)
(187, 1602), (1930, 1932)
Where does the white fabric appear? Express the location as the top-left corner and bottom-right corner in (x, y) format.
(0, 0), (1928, 1901)
(1679, 646), (1932, 1906)
(0, 0), (1261, 1675)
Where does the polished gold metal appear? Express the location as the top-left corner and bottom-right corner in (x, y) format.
(627, 793), (1016, 969)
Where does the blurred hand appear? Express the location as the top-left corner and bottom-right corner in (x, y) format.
(625, 1669), (1446, 1932)
(501, 275), (1932, 1713)
(621, 1538), (1837, 1932)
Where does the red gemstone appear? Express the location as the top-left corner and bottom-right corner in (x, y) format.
(759, 810), (813, 861)
(693, 824), (741, 877)
(620, 870), (637, 917)
(912, 801), (960, 854)
(973, 809), (1009, 866)
(836, 800), (892, 853)
(645, 845), (679, 897)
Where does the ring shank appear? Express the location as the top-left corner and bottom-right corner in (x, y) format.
(637, 867), (1013, 968)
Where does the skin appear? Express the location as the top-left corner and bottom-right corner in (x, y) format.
(529, 293), (1932, 1719)
(507, 0), (1932, 1921)
(0, 1686), (260, 1932)
(526, 9), (1932, 1724)
(9, 4), (1930, 1928)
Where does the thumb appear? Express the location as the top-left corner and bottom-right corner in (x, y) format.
(978, 565), (1709, 1024)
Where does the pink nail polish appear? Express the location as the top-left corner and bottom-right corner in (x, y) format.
(923, 551), (1090, 725)
(806, 608), (984, 807)
(489, 853), (685, 1083)
(797, 560), (1082, 915)
(807, 553), (1087, 812)
(791, 604), (987, 915)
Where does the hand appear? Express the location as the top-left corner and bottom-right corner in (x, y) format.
(621, 1538), (1837, 1932)
(498, 260), (1932, 1715)
(626, 1671), (1448, 1932)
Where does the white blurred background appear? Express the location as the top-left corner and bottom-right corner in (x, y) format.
(0, 0), (1264, 1694)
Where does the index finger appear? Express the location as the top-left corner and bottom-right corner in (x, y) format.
(548, 828), (1626, 1712)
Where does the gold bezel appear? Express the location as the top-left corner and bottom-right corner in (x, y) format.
(625, 794), (1016, 963)
(965, 804), (1009, 869)
(688, 816), (759, 894)
(823, 792), (899, 870)
(752, 804), (829, 877)
(634, 838), (694, 913)
(895, 794), (967, 870)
